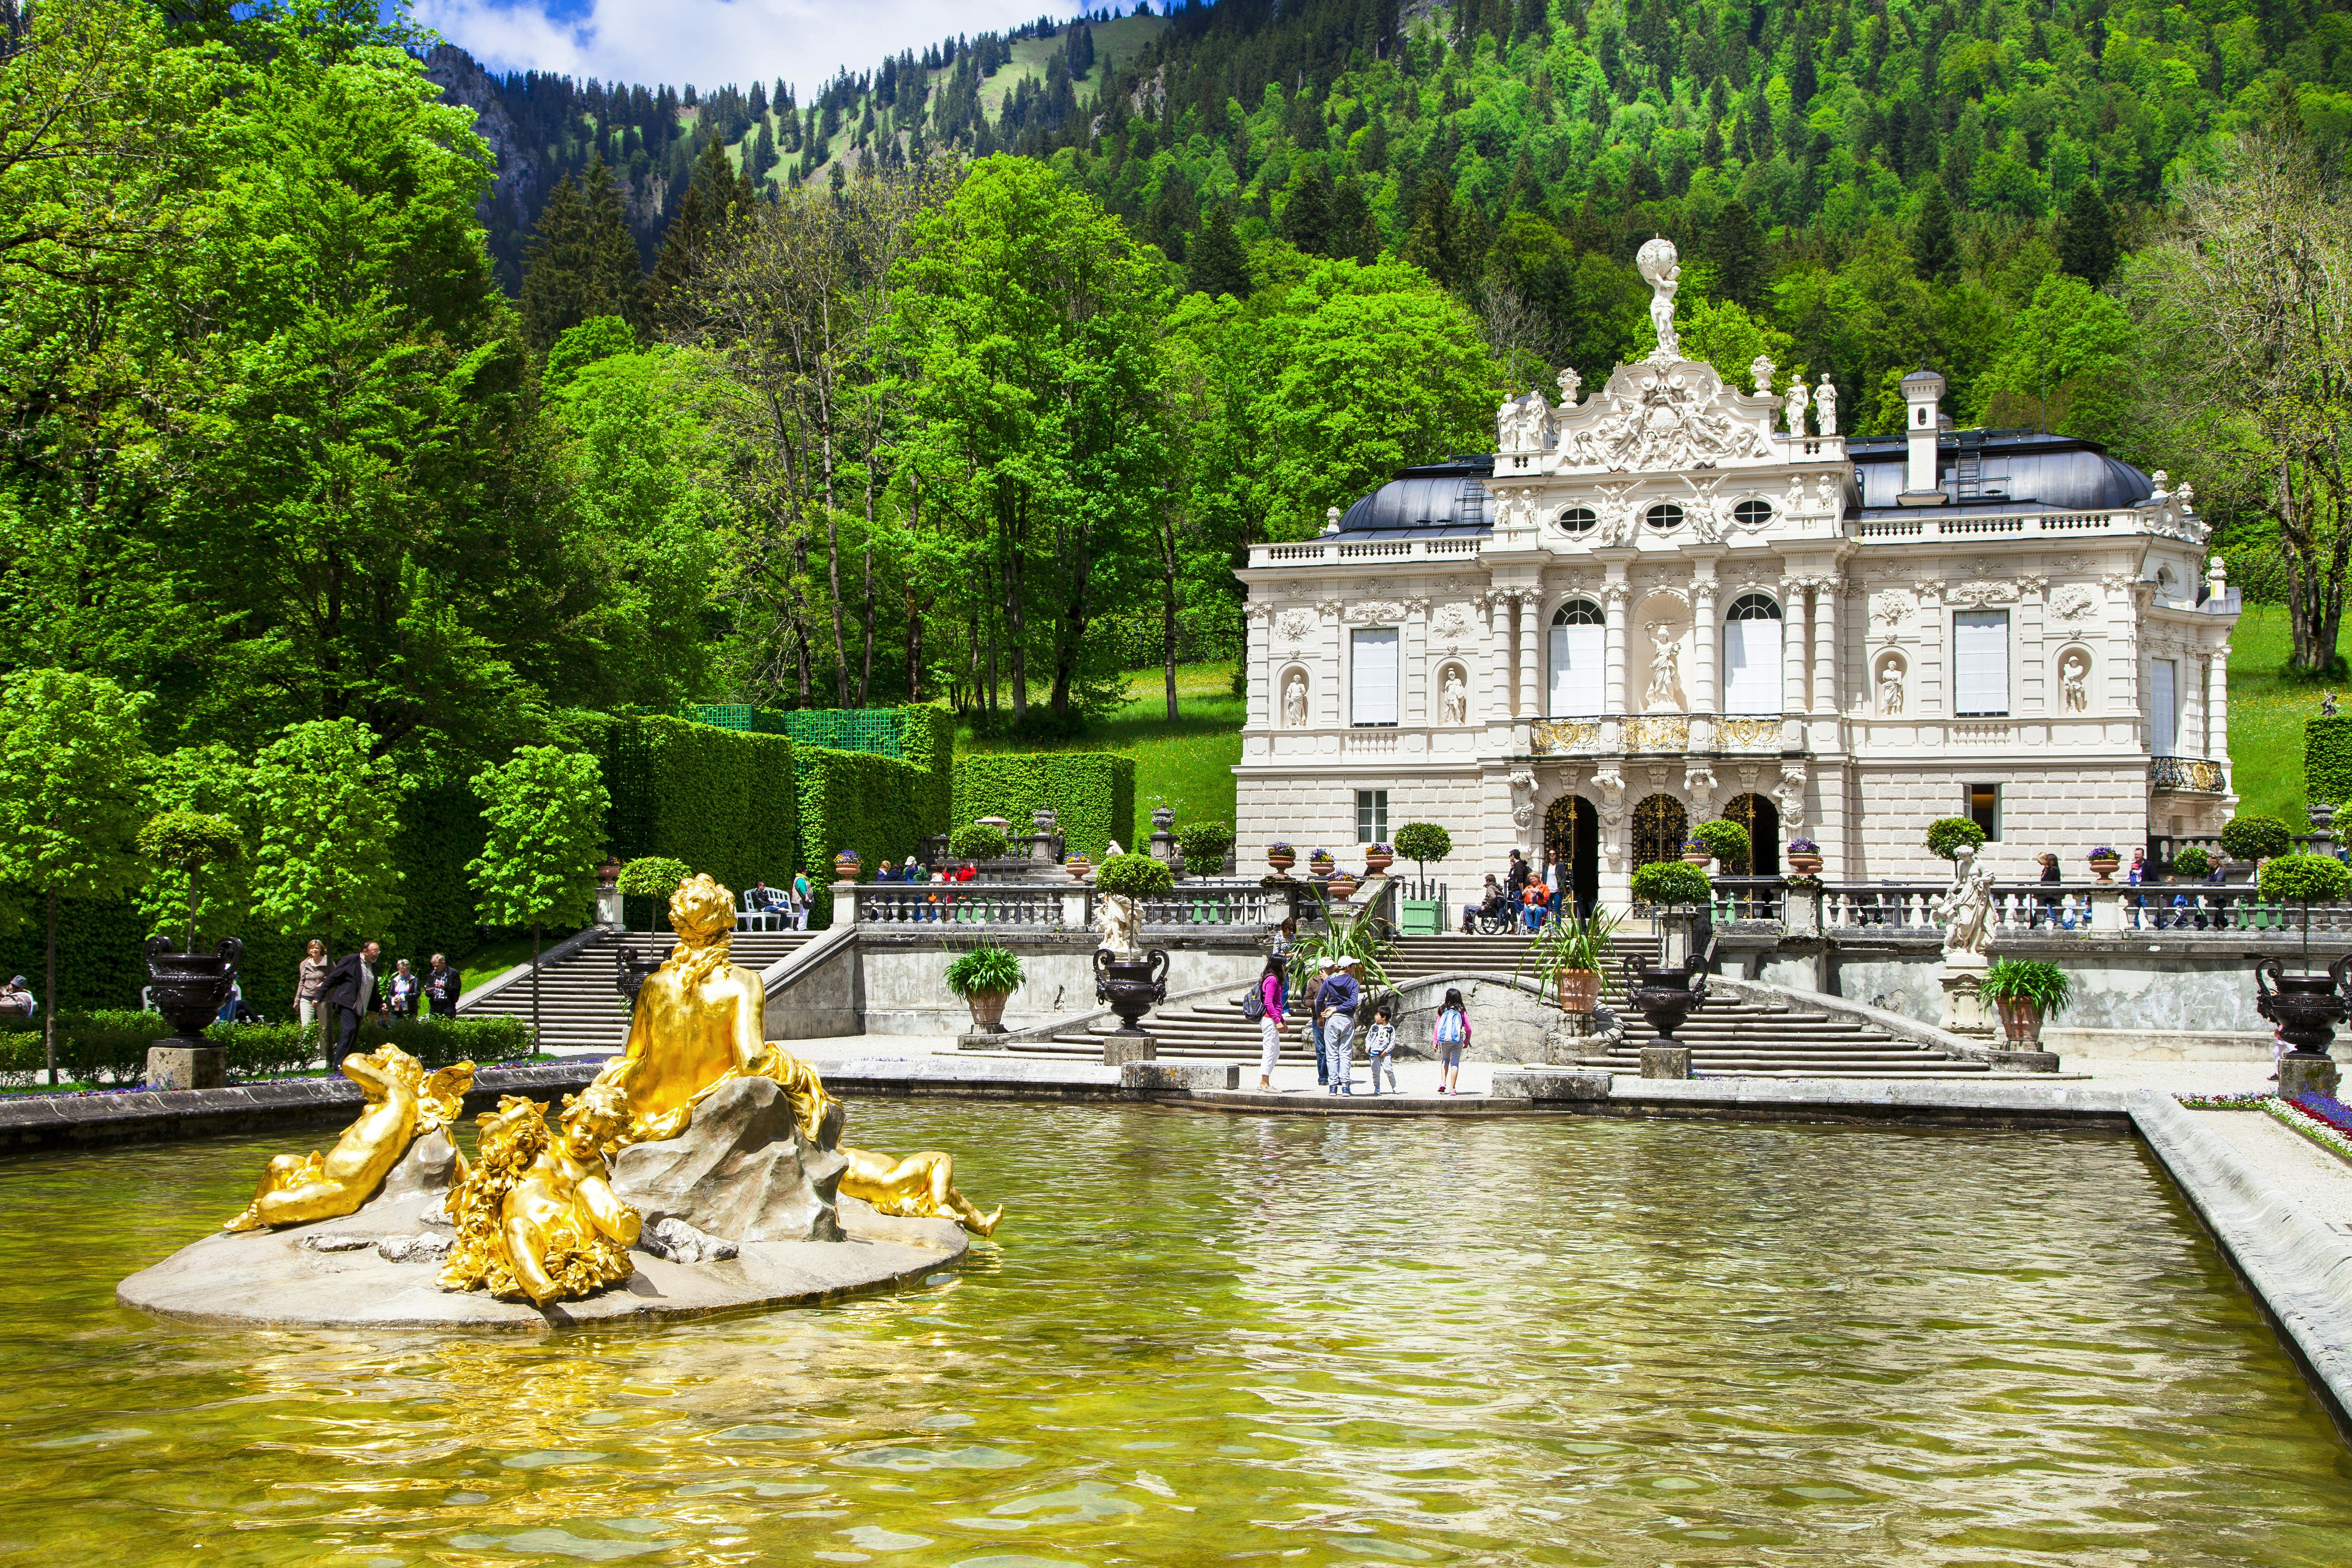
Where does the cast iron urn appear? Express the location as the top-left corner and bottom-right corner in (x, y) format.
(2255, 955), (2352, 1065)
(145, 935), (244, 1046)
(1622, 955), (1708, 1051)
(1093, 947), (1169, 1037)
(616, 944), (667, 1005)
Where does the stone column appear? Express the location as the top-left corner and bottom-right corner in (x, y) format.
(1246, 604), (1270, 729)
(1488, 593), (1514, 720)
(1603, 583), (1630, 717)
(1810, 575), (1839, 717)
(1780, 575), (1809, 746)
(2209, 645), (2230, 762)
(1692, 573), (1720, 714)
(1516, 589), (1541, 734)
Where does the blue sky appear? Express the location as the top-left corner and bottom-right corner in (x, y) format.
(413, 0), (1094, 92)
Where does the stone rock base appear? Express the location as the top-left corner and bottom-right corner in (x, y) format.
(1491, 1069), (1612, 1101)
(1983, 1048), (2062, 1073)
(610, 1077), (847, 1245)
(1640, 1046), (1692, 1080)
(1101, 1032), (1157, 1066)
(1940, 968), (1996, 1039)
(147, 1044), (225, 1091)
(1119, 1061), (1237, 1091)
(2280, 1055), (2342, 1101)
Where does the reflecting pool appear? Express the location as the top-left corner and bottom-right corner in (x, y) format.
(2, 1104), (2348, 1565)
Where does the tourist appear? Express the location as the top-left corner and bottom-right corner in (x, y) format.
(1269, 917), (1296, 1009)
(1308, 956), (1334, 1085)
(1362, 1003), (1398, 1095)
(1462, 874), (1507, 933)
(1506, 848), (1530, 893)
(0, 976), (31, 1019)
(423, 954), (461, 1018)
(1520, 877), (1550, 932)
(388, 958), (419, 1017)
(2034, 853), (2068, 929)
(1542, 848), (1562, 902)
(319, 940), (385, 1057)
(1317, 956), (1361, 1096)
(216, 969), (243, 1024)
(1252, 953), (1285, 1092)
(748, 876), (774, 911)
(792, 869), (813, 930)
(294, 938), (329, 1031)
(1432, 986), (1471, 1095)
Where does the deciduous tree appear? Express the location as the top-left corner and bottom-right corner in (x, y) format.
(467, 746), (606, 1047)
(248, 718), (405, 957)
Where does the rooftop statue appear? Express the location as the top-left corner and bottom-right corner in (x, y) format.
(1636, 237), (1681, 362)
(223, 1044), (474, 1232)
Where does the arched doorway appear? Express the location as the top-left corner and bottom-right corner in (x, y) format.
(1720, 793), (1781, 876)
(1631, 794), (1687, 870)
(1543, 794), (1601, 917)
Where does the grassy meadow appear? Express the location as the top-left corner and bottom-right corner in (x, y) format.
(2224, 603), (2325, 826)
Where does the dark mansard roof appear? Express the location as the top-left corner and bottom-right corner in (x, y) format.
(1332, 456), (1495, 536)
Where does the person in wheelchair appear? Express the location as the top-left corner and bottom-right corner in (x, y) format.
(1460, 874), (1510, 934)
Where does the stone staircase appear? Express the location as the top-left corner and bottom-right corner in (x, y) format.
(1000, 932), (1992, 1078)
(459, 929), (814, 1057)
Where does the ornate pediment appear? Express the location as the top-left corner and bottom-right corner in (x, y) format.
(1553, 358), (1780, 475)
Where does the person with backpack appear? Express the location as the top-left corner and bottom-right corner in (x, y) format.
(1432, 986), (1471, 1095)
(1316, 955), (1362, 1096)
(1246, 952), (1286, 1091)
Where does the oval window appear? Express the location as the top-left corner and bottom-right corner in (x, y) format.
(1733, 499), (1773, 529)
(1559, 506), (1597, 534)
(1645, 503), (1684, 531)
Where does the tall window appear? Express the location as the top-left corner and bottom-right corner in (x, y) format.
(1350, 627), (1398, 726)
(2151, 658), (2178, 755)
(1953, 611), (2010, 717)
(1723, 593), (1783, 714)
(1356, 790), (1388, 843)
(1548, 600), (1604, 717)
(1968, 783), (2001, 841)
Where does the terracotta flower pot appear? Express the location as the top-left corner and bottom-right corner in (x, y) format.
(1787, 851), (1823, 875)
(1364, 850), (1394, 875)
(1558, 968), (1602, 1013)
(833, 854), (861, 882)
(1065, 857), (1091, 881)
(1328, 873), (1359, 901)
(2087, 855), (2120, 884)
(1268, 850), (1295, 873)
(1682, 849), (1714, 867)
(1995, 995), (2045, 1047)
(966, 989), (1011, 1034)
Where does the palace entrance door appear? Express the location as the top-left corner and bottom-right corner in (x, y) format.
(1543, 794), (1600, 917)
(1631, 794), (1688, 871)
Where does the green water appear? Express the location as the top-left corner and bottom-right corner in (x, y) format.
(1, 1106), (2347, 1567)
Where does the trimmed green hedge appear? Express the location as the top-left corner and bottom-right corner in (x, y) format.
(598, 713), (799, 890)
(2308, 717), (2352, 806)
(0, 1011), (532, 1086)
(954, 753), (1137, 858)
(799, 745), (931, 924)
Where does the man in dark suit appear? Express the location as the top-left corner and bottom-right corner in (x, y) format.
(319, 940), (384, 1057)
(423, 953), (462, 1018)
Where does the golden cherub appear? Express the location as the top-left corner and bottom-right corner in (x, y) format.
(438, 1092), (640, 1307)
(223, 1044), (473, 1232)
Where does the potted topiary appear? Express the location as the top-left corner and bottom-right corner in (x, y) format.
(1631, 860), (1713, 909)
(1690, 819), (1751, 870)
(1178, 821), (1234, 878)
(1364, 841), (1395, 876)
(1786, 837), (1823, 876)
(617, 856), (693, 931)
(1981, 958), (2071, 1048)
(1517, 905), (1625, 1013)
(1926, 817), (1988, 862)
(2255, 851), (2352, 1088)
(948, 823), (1008, 866)
(2221, 814), (2292, 872)
(1267, 841), (1296, 875)
(2170, 846), (2212, 880)
(945, 945), (1025, 1034)
(2086, 844), (2122, 882)
(1393, 822), (1452, 886)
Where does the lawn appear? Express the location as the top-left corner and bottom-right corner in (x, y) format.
(957, 662), (1243, 847)
(2225, 603), (2326, 825)
(977, 12), (1170, 117)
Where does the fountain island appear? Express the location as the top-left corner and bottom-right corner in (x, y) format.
(117, 874), (998, 1331)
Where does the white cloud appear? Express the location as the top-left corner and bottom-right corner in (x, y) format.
(413, 0), (1091, 93)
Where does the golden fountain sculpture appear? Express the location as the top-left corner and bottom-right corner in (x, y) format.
(223, 1044), (475, 1232)
(438, 1091), (640, 1306)
(839, 1140), (1003, 1237)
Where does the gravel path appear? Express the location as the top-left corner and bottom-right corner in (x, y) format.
(2184, 1106), (2352, 1228)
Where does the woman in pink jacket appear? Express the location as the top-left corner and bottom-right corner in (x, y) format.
(1255, 954), (1287, 1091)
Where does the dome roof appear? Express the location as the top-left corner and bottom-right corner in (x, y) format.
(1849, 431), (2154, 512)
(1334, 456), (1494, 535)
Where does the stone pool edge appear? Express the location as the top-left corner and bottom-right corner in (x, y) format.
(2125, 1089), (2352, 1435)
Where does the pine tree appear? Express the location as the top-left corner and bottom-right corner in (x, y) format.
(651, 136), (761, 320)
(520, 157), (647, 353)
(1284, 166), (1333, 255)
(1913, 180), (1960, 284)
(1706, 199), (1766, 307)
(2058, 179), (2119, 288)
(1186, 204), (1250, 297)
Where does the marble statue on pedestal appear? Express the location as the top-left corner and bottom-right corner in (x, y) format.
(1637, 237), (1681, 361)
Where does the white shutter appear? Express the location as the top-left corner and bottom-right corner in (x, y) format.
(1351, 627), (1398, 725)
(1723, 618), (1782, 714)
(2152, 659), (2177, 754)
(1953, 611), (2010, 716)
(1549, 625), (1604, 716)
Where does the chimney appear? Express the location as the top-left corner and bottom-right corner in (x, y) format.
(1901, 366), (1947, 500)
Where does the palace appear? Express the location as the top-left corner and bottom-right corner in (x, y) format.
(1232, 237), (2236, 908)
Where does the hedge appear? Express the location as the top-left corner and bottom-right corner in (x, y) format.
(2308, 717), (2352, 806)
(598, 712), (799, 892)
(953, 753), (1137, 859)
(0, 1011), (531, 1086)
(798, 745), (931, 924)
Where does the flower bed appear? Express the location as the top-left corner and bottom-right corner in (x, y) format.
(2267, 1091), (2352, 1168)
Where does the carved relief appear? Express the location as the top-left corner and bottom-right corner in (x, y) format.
(1871, 593), (1913, 641)
(1430, 603), (1473, 645)
(1553, 360), (1773, 473)
(2050, 585), (2100, 624)
(1946, 580), (2019, 608)
(1342, 601), (1409, 622)
(1275, 609), (1317, 645)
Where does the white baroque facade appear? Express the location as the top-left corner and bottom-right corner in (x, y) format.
(1233, 238), (2236, 905)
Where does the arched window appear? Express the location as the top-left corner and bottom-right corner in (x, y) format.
(1733, 499), (1773, 529)
(1724, 592), (1784, 715)
(1632, 794), (1688, 870)
(1645, 502), (1684, 532)
(1548, 599), (1605, 717)
(1559, 505), (1598, 534)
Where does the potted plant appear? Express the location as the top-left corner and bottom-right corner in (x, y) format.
(1690, 818), (1751, 870)
(1328, 870), (1360, 901)
(2086, 845), (2122, 882)
(1630, 860), (1712, 910)
(1680, 837), (1714, 867)
(1065, 852), (1091, 881)
(1308, 846), (1336, 877)
(944, 945), (1025, 1034)
(2222, 814), (2292, 871)
(1393, 822), (1452, 888)
(948, 823), (1008, 866)
(1364, 841), (1395, 876)
(832, 847), (862, 882)
(1981, 958), (2072, 1048)
(616, 855), (693, 931)
(1267, 841), (1296, 874)
(1178, 821), (1234, 878)
(2170, 845), (2212, 880)
(1516, 905), (1625, 1013)
(1926, 817), (1988, 862)
(1786, 837), (1823, 876)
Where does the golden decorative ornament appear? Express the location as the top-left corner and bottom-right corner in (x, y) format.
(222, 1045), (474, 1232)
(438, 1093), (640, 1307)
(838, 1140), (1002, 1236)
